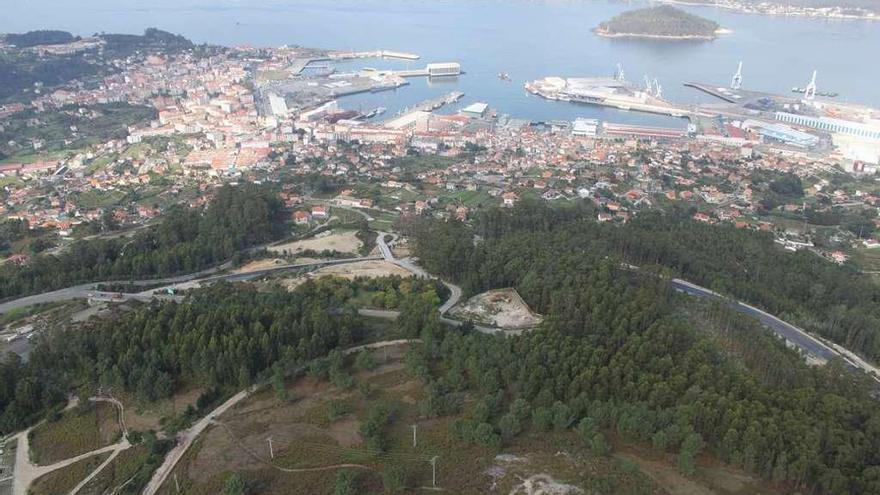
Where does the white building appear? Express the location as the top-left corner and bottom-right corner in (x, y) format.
(572, 118), (599, 137)
(426, 63), (461, 77)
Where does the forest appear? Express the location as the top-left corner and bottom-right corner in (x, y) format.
(401, 201), (880, 494)
(2, 30), (78, 48)
(0, 184), (287, 300)
(0, 278), (370, 433)
(0, 28), (197, 103)
(405, 199), (880, 362)
(596, 6), (720, 38)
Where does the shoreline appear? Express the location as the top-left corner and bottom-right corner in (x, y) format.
(593, 28), (720, 40)
(656, 0), (880, 21)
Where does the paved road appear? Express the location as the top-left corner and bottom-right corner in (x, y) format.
(373, 233), (513, 334)
(671, 278), (880, 381)
(0, 256), (383, 316)
(376, 233), (462, 315)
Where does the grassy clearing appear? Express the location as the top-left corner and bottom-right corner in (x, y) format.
(852, 246), (880, 273)
(29, 402), (121, 465)
(72, 189), (127, 209)
(165, 346), (664, 494)
(78, 445), (150, 495)
(29, 452), (111, 495)
(0, 300), (71, 327)
(0, 175), (23, 187)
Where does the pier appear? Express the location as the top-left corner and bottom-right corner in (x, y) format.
(382, 92), (465, 129)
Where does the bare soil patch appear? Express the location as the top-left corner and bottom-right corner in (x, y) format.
(268, 230), (362, 256)
(451, 288), (543, 330)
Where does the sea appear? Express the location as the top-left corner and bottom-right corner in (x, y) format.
(5, 0), (880, 127)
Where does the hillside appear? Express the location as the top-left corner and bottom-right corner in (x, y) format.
(596, 5), (722, 40)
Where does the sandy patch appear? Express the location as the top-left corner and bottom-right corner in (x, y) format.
(123, 387), (205, 432)
(233, 258), (288, 274)
(451, 288), (543, 330)
(268, 230), (362, 255)
(509, 474), (583, 495)
(276, 260), (413, 292)
(312, 260), (412, 279)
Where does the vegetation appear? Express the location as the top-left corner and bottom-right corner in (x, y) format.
(0, 276), (369, 433)
(3, 30), (78, 48)
(0, 103), (156, 161)
(29, 452), (111, 495)
(0, 28), (197, 103)
(29, 401), (119, 464)
(404, 201), (880, 494)
(597, 6), (721, 39)
(0, 184), (286, 300)
(77, 444), (155, 494)
(408, 200), (880, 361)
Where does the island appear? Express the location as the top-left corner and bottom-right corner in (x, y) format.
(595, 5), (724, 40)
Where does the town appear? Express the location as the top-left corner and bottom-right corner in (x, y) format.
(2, 20), (880, 495)
(1, 36), (878, 272)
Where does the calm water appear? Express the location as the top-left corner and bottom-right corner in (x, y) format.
(5, 0), (879, 126)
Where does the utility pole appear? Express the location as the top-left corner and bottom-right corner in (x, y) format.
(268, 436), (274, 459)
(412, 424), (418, 447)
(173, 473), (180, 493)
(430, 456), (438, 487)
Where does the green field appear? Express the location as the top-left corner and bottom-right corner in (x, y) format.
(29, 402), (121, 465)
(30, 452), (111, 495)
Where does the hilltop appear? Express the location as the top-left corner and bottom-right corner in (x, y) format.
(596, 5), (723, 40)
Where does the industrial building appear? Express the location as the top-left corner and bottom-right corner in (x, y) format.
(743, 119), (819, 148)
(426, 62), (461, 77)
(572, 118), (599, 137)
(461, 102), (488, 117)
(602, 123), (686, 140)
(775, 112), (880, 140)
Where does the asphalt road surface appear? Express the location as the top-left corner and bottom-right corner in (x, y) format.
(671, 279), (840, 364)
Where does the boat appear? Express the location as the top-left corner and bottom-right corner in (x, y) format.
(362, 107), (387, 119)
(498, 72), (511, 81)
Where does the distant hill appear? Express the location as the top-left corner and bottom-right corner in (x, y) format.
(0, 28), (199, 103)
(2, 30), (79, 48)
(596, 6), (722, 40)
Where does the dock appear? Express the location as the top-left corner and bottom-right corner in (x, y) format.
(382, 92), (465, 129)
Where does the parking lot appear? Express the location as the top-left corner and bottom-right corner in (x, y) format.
(0, 437), (17, 495)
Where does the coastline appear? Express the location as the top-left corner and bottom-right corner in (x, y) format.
(656, 0), (879, 20)
(593, 27), (720, 40)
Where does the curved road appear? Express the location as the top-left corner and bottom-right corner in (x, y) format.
(671, 278), (880, 381)
(0, 256), (383, 315)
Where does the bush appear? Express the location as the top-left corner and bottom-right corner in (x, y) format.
(531, 407), (553, 432)
(334, 469), (360, 495)
(590, 433), (610, 456)
(382, 464), (408, 493)
(498, 412), (522, 441)
(355, 350), (378, 371)
(223, 473), (247, 495)
(327, 400), (349, 421)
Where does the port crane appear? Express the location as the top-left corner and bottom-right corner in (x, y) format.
(804, 70), (817, 100)
(731, 61), (743, 90)
(643, 75), (663, 99)
(615, 62), (626, 82)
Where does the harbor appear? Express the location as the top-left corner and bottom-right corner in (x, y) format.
(525, 73), (691, 119)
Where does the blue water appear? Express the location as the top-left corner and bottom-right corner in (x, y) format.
(4, 0), (879, 126)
